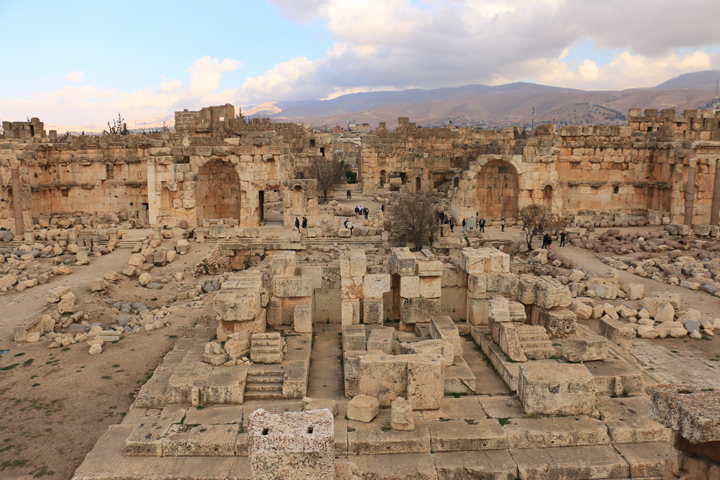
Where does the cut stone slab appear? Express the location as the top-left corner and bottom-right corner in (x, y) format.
(443, 357), (477, 395)
(427, 418), (507, 452)
(422, 397), (488, 422)
(391, 397), (414, 431)
(478, 396), (525, 420)
(613, 442), (670, 479)
(650, 384), (720, 443)
(433, 450), (518, 480)
(347, 394), (380, 423)
(599, 317), (636, 348)
(124, 406), (187, 456)
(347, 410), (430, 455)
(430, 316), (462, 357)
(503, 415), (610, 449)
(162, 423), (239, 457)
(511, 445), (629, 480)
(596, 396), (671, 444)
(517, 363), (596, 416)
(348, 453), (437, 480)
(561, 335), (609, 362)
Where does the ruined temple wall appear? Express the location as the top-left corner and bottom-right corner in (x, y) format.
(0, 136), (152, 229)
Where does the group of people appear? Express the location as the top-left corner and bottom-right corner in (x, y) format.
(354, 206), (370, 219)
(294, 217), (308, 230)
(436, 211), (457, 232)
(541, 230), (567, 250)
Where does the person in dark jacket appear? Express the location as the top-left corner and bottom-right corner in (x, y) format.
(559, 231), (567, 247)
(302, 217), (307, 229)
(295, 218), (300, 230)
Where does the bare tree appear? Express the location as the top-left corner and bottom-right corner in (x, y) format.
(518, 203), (566, 249)
(103, 113), (129, 135)
(388, 192), (439, 250)
(305, 157), (346, 202)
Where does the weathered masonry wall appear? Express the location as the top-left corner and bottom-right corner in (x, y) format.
(3, 105), (720, 230)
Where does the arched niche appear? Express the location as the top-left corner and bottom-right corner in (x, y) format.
(196, 159), (241, 225)
(476, 160), (519, 219)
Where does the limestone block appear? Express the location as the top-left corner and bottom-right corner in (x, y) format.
(347, 394), (379, 423)
(341, 301), (356, 326)
(517, 275), (539, 304)
(176, 239), (190, 255)
(138, 273), (152, 286)
(214, 291), (261, 322)
(622, 284), (645, 300)
(249, 408), (334, 480)
(358, 355), (407, 407)
(342, 325), (367, 351)
(599, 317), (636, 347)
(389, 248), (417, 276)
(400, 276), (420, 298)
(401, 297), (440, 324)
(128, 253), (145, 267)
(468, 274), (486, 294)
(406, 354), (444, 410)
(272, 276), (312, 297)
(496, 323), (527, 362)
(417, 260), (443, 277)
(363, 274), (391, 298)
(343, 349), (385, 398)
(391, 397), (414, 431)
(461, 248), (489, 274)
(53, 265), (72, 275)
(430, 316), (462, 357)
(348, 249), (367, 277)
(570, 299), (593, 320)
(535, 276), (572, 309)
(593, 283), (619, 300)
(367, 327), (394, 354)
(561, 335), (609, 362)
(535, 307), (577, 338)
(341, 276), (363, 300)
(363, 298), (384, 325)
(467, 296), (489, 326)
(398, 339), (454, 367)
(270, 251), (296, 277)
(518, 363), (596, 415)
(47, 286), (71, 303)
(301, 265), (323, 290)
(58, 298), (75, 314)
(650, 384), (720, 443)
(294, 302), (312, 334)
(442, 264), (467, 287)
(417, 276), (441, 299)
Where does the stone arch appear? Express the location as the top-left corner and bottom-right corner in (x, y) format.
(196, 158), (241, 225)
(476, 160), (519, 220)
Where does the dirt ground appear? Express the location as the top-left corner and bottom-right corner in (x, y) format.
(0, 231), (218, 479)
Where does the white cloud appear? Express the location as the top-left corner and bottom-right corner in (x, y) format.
(158, 79), (182, 93)
(188, 56), (243, 98)
(65, 71), (84, 82)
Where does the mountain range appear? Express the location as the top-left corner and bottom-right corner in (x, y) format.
(244, 70), (720, 129)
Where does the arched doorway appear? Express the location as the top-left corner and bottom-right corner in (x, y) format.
(292, 185), (304, 213)
(196, 159), (241, 225)
(379, 170), (387, 187)
(476, 160), (519, 219)
(543, 185), (553, 207)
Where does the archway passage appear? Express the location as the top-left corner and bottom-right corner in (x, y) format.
(196, 160), (241, 225)
(476, 160), (519, 219)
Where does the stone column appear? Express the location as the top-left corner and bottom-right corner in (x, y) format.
(710, 159), (720, 225)
(11, 168), (23, 235)
(147, 157), (158, 225)
(683, 159), (697, 226)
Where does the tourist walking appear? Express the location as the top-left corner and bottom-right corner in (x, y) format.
(542, 233), (552, 250)
(347, 190), (351, 199)
(462, 218), (466, 233)
(364, 207), (369, 220)
(302, 217), (307, 229)
(479, 217), (486, 233)
(559, 230), (566, 247)
(501, 218), (506, 232)
(449, 217), (455, 233)
(295, 218), (300, 230)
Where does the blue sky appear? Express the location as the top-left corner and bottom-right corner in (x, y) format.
(1, 0), (719, 131)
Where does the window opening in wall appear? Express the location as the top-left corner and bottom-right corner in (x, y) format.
(61, 189), (69, 197)
(307, 426), (314, 434)
(309, 139), (316, 148)
(320, 147), (325, 157)
(416, 177), (422, 192)
(613, 186), (619, 194)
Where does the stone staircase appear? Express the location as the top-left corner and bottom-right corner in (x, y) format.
(517, 325), (555, 360)
(244, 369), (284, 400)
(250, 332), (284, 364)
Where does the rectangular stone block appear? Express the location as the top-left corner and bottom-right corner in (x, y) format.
(214, 291), (260, 322)
(418, 276), (441, 298)
(203, 366), (247, 404)
(401, 297), (441, 324)
(293, 302), (312, 334)
(486, 273), (518, 295)
(358, 355), (407, 407)
(467, 295), (489, 326)
(535, 276), (572, 309)
(430, 316), (462, 357)
(344, 349), (385, 398)
(270, 251), (296, 276)
(272, 276), (313, 298)
(348, 249), (367, 277)
(364, 274), (391, 298)
(389, 248), (417, 276)
(400, 276), (420, 298)
(301, 265), (322, 290)
(248, 409), (334, 480)
(362, 298), (384, 325)
(535, 307), (577, 338)
(398, 339), (454, 367)
(650, 384), (720, 443)
(341, 300), (357, 326)
(599, 317), (636, 347)
(461, 248), (489, 274)
(406, 355), (444, 410)
(417, 260), (443, 277)
(468, 274), (486, 294)
(518, 364), (596, 416)
(343, 325), (366, 351)
(367, 327), (394, 354)
(561, 335), (609, 362)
